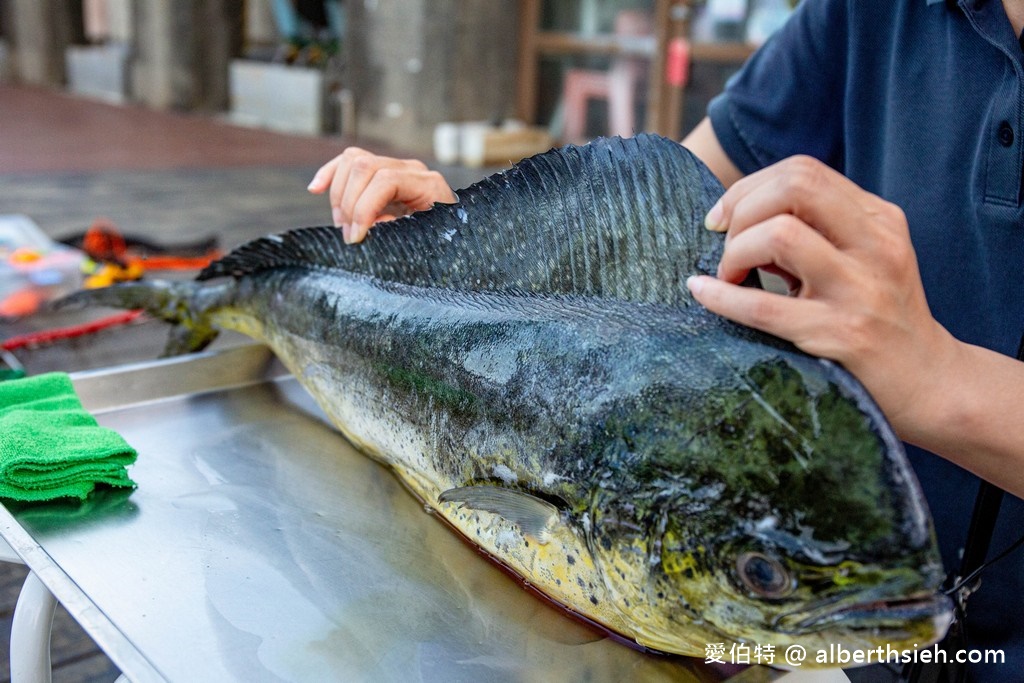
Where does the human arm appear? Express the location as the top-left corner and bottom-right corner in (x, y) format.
(681, 117), (744, 189)
(685, 156), (1024, 499)
(307, 147), (457, 244)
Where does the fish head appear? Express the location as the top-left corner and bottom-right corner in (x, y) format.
(584, 341), (953, 659)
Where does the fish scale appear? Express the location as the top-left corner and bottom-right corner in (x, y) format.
(63, 134), (952, 665)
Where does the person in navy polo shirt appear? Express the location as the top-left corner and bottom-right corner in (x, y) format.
(682, 1), (1024, 679)
(309, 2), (1024, 679)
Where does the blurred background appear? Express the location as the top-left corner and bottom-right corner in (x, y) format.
(0, 0), (797, 158)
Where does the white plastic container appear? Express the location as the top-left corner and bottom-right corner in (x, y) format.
(433, 122), (461, 165)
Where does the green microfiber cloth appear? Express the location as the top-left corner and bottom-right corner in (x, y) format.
(0, 372), (137, 502)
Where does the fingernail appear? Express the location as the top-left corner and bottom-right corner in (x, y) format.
(705, 200), (725, 231)
(342, 224), (352, 244)
(345, 224), (363, 244)
(686, 275), (704, 296)
(332, 207), (343, 226)
(307, 171), (322, 191)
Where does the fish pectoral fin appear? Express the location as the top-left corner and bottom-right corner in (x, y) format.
(438, 486), (559, 545)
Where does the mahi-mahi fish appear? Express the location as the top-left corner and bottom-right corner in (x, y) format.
(67, 134), (952, 664)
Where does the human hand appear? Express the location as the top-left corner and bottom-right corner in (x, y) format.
(685, 156), (960, 436)
(307, 147), (457, 243)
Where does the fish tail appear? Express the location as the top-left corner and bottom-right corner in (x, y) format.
(56, 280), (234, 356)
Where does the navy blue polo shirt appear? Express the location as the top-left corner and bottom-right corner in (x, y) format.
(707, 0), (1024, 680)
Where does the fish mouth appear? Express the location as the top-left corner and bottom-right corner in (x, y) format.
(777, 591), (953, 634)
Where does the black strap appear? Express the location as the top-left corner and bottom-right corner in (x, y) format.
(900, 333), (1024, 682)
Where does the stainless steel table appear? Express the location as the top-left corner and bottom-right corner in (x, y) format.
(0, 345), (794, 682)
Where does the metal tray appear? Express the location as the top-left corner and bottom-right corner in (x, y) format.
(0, 345), (792, 682)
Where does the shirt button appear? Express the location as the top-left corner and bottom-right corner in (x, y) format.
(997, 121), (1014, 147)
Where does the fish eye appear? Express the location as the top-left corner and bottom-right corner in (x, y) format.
(736, 551), (792, 598)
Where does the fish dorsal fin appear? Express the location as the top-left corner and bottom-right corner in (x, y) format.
(199, 134), (725, 307)
(439, 485), (560, 544)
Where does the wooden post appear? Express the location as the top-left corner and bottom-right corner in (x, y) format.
(650, 0), (694, 141)
(516, 0), (541, 124)
(645, 0), (671, 135)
